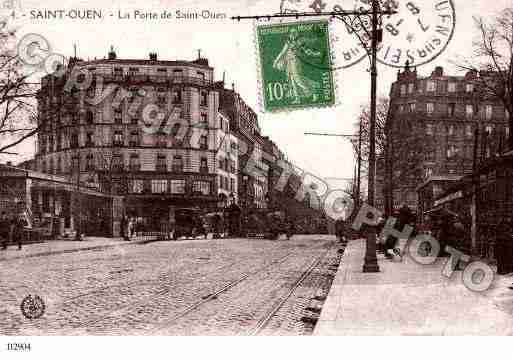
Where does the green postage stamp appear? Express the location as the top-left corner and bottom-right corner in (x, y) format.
(256, 20), (336, 112)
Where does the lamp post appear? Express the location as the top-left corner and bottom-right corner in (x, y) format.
(362, 0), (380, 273)
(242, 174), (249, 237)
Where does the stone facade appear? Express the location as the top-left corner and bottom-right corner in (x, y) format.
(379, 65), (509, 213)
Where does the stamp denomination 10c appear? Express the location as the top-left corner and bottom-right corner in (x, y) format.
(256, 20), (336, 112)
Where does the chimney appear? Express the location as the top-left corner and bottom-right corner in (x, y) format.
(108, 45), (117, 60)
(149, 52), (157, 61)
(433, 66), (444, 77)
(6, 161), (12, 166)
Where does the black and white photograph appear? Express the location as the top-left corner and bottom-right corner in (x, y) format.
(0, 0), (512, 356)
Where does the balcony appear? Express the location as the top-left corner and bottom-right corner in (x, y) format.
(156, 164), (168, 172)
(171, 165), (183, 173)
(98, 74), (213, 88)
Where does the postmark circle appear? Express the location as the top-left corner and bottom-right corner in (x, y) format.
(279, 0), (456, 69)
(20, 294), (46, 319)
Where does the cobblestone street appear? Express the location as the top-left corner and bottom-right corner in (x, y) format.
(0, 235), (341, 335)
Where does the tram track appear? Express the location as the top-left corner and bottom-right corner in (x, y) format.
(248, 243), (335, 336)
(149, 252), (293, 334)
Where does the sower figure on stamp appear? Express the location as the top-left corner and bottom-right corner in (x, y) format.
(272, 28), (320, 104)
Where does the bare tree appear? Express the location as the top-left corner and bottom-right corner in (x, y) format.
(456, 8), (513, 149)
(351, 96), (390, 169)
(0, 20), (40, 155)
(353, 96), (426, 215)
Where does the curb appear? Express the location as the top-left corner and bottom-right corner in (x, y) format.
(0, 238), (161, 262)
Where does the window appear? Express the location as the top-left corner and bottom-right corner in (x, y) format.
(112, 154), (124, 172)
(128, 67), (139, 75)
(466, 83), (474, 93)
(486, 124), (493, 135)
(85, 132), (94, 147)
(56, 157), (62, 174)
(447, 144), (456, 158)
(200, 91), (208, 106)
(113, 131), (124, 146)
(448, 103), (455, 117)
(157, 68), (167, 73)
(427, 80), (436, 92)
(199, 135), (208, 150)
(230, 160), (236, 174)
(506, 127), (510, 138)
(114, 109), (122, 124)
(466, 124), (473, 137)
(193, 180), (210, 195)
(506, 109), (510, 120)
(448, 125), (454, 136)
(70, 133), (79, 148)
(426, 150), (436, 161)
(399, 105), (404, 113)
(172, 89), (182, 104)
(85, 153), (95, 171)
(86, 110), (94, 124)
(197, 71), (205, 81)
(230, 178), (235, 192)
(129, 179), (144, 194)
(426, 103), (434, 114)
(485, 105), (493, 120)
(200, 157), (208, 173)
(157, 95), (166, 105)
(129, 154), (140, 171)
(129, 131), (139, 147)
(400, 84), (406, 96)
(448, 82), (456, 92)
(172, 156), (183, 172)
(173, 69), (183, 76)
(114, 67), (123, 75)
(170, 180), (186, 194)
(408, 103), (416, 112)
(219, 158), (225, 171)
(201, 113), (208, 124)
(156, 154), (167, 171)
(465, 105), (474, 119)
(426, 124), (434, 135)
(48, 136), (54, 152)
(151, 180), (168, 194)
(157, 132), (167, 147)
(130, 117), (138, 125)
(408, 83), (414, 93)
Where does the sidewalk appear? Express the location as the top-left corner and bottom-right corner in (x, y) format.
(0, 236), (159, 262)
(314, 238), (513, 335)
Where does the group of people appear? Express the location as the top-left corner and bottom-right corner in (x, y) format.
(0, 211), (27, 250)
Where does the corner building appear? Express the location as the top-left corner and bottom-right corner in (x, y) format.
(35, 50), (220, 233)
(378, 65), (509, 215)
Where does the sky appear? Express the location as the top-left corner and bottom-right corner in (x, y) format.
(2, 0), (511, 192)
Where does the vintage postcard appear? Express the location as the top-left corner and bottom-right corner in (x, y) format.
(0, 0), (512, 356)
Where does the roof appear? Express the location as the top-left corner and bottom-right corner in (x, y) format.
(416, 175), (462, 192)
(70, 58), (213, 70)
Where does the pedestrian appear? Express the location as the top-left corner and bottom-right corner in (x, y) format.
(121, 215), (129, 241)
(286, 218), (295, 240)
(0, 211), (10, 250)
(11, 212), (26, 250)
(127, 217), (134, 240)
